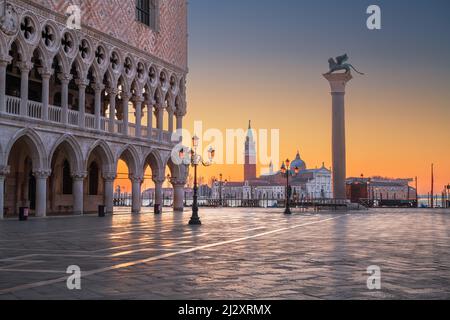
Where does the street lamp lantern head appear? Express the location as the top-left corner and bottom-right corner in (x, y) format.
(208, 146), (215, 161)
(294, 167), (299, 174)
(286, 159), (290, 168)
(192, 135), (199, 147)
(281, 162), (287, 174)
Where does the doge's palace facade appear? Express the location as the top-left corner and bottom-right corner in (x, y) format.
(0, 0), (188, 218)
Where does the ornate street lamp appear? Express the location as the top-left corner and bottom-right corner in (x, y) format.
(179, 135), (215, 225)
(281, 159), (299, 215)
(214, 174), (228, 207)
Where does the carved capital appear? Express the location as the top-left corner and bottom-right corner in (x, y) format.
(33, 170), (52, 179)
(17, 61), (34, 72)
(93, 83), (105, 92)
(129, 174), (144, 184)
(170, 178), (186, 187)
(58, 73), (73, 84)
(0, 165), (10, 177)
(107, 87), (119, 96)
(72, 171), (88, 181)
(75, 78), (90, 88)
(0, 56), (12, 66)
(152, 177), (166, 185)
(38, 67), (54, 78)
(103, 172), (116, 182)
(131, 95), (145, 104)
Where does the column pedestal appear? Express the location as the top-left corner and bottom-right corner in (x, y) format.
(323, 72), (352, 200)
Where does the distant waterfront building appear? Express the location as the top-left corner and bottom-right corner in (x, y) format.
(346, 177), (417, 203)
(212, 122), (332, 201)
(0, 1), (188, 218)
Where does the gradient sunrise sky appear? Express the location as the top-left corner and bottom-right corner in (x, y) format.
(176, 0), (449, 194)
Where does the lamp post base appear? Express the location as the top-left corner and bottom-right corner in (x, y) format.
(284, 207), (292, 215)
(189, 216), (202, 225)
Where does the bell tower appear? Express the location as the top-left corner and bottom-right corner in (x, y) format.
(244, 120), (257, 181)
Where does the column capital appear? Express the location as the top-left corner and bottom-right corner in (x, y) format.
(152, 176), (166, 185)
(58, 73), (73, 84)
(93, 83), (105, 92)
(323, 72), (353, 93)
(129, 174), (144, 184)
(175, 109), (186, 117)
(38, 67), (54, 78)
(121, 91), (132, 100)
(107, 87), (119, 96)
(103, 172), (116, 182)
(33, 169), (52, 179)
(170, 178), (186, 187)
(131, 95), (145, 104)
(0, 165), (10, 177)
(0, 56), (12, 66)
(75, 78), (90, 88)
(17, 61), (33, 72)
(71, 171), (88, 180)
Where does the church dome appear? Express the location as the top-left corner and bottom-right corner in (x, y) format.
(290, 151), (306, 171)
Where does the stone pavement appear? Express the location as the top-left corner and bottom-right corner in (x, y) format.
(0, 208), (449, 300)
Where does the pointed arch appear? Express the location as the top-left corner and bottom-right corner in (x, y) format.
(142, 149), (164, 179)
(85, 140), (114, 174)
(5, 128), (47, 170)
(48, 135), (84, 173)
(115, 144), (141, 177)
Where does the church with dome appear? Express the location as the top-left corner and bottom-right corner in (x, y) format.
(212, 122), (332, 201)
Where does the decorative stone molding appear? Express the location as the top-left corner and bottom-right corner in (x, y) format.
(57, 73), (73, 84)
(0, 4), (19, 36)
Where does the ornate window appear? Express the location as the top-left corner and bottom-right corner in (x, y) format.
(136, 0), (158, 30)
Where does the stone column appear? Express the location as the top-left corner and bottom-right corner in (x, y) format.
(0, 58), (11, 113)
(323, 72), (352, 200)
(107, 88), (117, 133)
(171, 178), (186, 212)
(58, 73), (73, 125)
(39, 70), (53, 121)
(147, 100), (154, 139)
(94, 83), (105, 130)
(168, 108), (174, 133)
(103, 173), (116, 214)
(76, 79), (89, 128)
(176, 114), (183, 130)
(122, 92), (130, 135)
(153, 177), (165, 214)
(133, 95), (144, 138)
(72, 172), (87, 215)
(34, 170), (51, 217)
(130, 175), (143, 214)
(18, 62), (33, 116)
(0, 166), (10, 219)
(156, 106), (164, 130)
